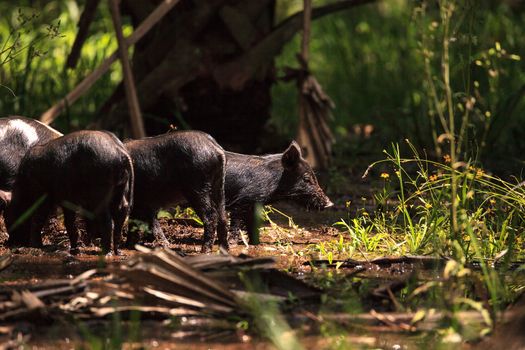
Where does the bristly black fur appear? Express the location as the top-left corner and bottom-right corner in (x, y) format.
(124, 130), (228, 253)
(5, 130), (133, 255)
(0, 116), (62, 213)
(225, 141), (332, 245)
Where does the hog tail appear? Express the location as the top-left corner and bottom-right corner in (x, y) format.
(213, 150), (229, 248)
(211, 151), (227, 216)
(123, 149), (134, 210)
(105, 130), (134, 209)
(219, 152), (226, 209)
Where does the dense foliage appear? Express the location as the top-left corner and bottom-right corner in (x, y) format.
(273, 0), (525, 170)
(1, 1), (523, 167)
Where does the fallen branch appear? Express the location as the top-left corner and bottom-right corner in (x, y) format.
(295, 308), (514, 332)
(109, 0), (146, 138)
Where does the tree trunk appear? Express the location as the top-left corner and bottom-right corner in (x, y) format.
(96, 0), (374, 151)
(98, 0), (275, 152)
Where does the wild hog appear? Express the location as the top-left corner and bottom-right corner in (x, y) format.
(124, 131), (228, 253)
(5, 130), (133, 255)
(0, 116), (62, 214)
(225, 141), (333, 244)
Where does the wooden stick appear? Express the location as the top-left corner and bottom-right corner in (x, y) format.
(295, 309), (514, 331)
(108, 0), (146, 138)
(40, 0), (181, 125)
(297, 0), (316, 166)
(301, 0), (312, 63)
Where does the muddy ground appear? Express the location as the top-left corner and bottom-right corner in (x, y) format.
(0, 203), (371, 349)
(0, 194), (520, 348)
(0, 201), (346, 278)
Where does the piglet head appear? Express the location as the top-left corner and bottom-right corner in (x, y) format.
(280, 141), (333, 210)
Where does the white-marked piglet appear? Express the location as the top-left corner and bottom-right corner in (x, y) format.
(5, 130), (133, 255)
(0, 116), (62, 214)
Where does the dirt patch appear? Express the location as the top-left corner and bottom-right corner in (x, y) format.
(0, 206), (344, 284)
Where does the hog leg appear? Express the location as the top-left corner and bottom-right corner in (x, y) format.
(29, 200), (53, 248)
(186, 189), (219, 253)
(242, 204), (259, 245)
(150, 213), (169, 247)
(216, 211), (229, 250)
(63, 207), (80, 255)
(5, 198), (33, 247)
(126, 207), (168, 248)
(229, 202), (261, 245)
(211, 180), (229, 250)
(124, 216), (139, 248)
(85, 217), (96, 247)
(96, 210), (114, 255)
(110, 184), (130, 255)
(228, 209), (246, 246)
(81, 217), (95, 246)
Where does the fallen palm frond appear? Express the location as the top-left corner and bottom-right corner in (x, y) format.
(0, 246), (319, 323)
(0, 248), (516, 344)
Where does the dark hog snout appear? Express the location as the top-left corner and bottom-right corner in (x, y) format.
(291, 171), (334, 210)
(310, 186), (333, 210)
(279, 141), (334, 211)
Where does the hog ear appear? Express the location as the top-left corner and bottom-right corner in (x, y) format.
(282, 141), (302, 169)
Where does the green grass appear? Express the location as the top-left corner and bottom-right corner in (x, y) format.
(0, 2), (130, 130)
(311, 141), (525, 261)
(271, 0), (525, 169)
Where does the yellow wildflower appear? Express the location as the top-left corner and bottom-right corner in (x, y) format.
(429, 174), (438, 182)
(443, 154), (451, 163)
(345, 201), (352, 208)
(425, 203), (433, 209)
(380, 172), (390, 179)
(476, 169), (484, 179)
(489, 199), (496, 205)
